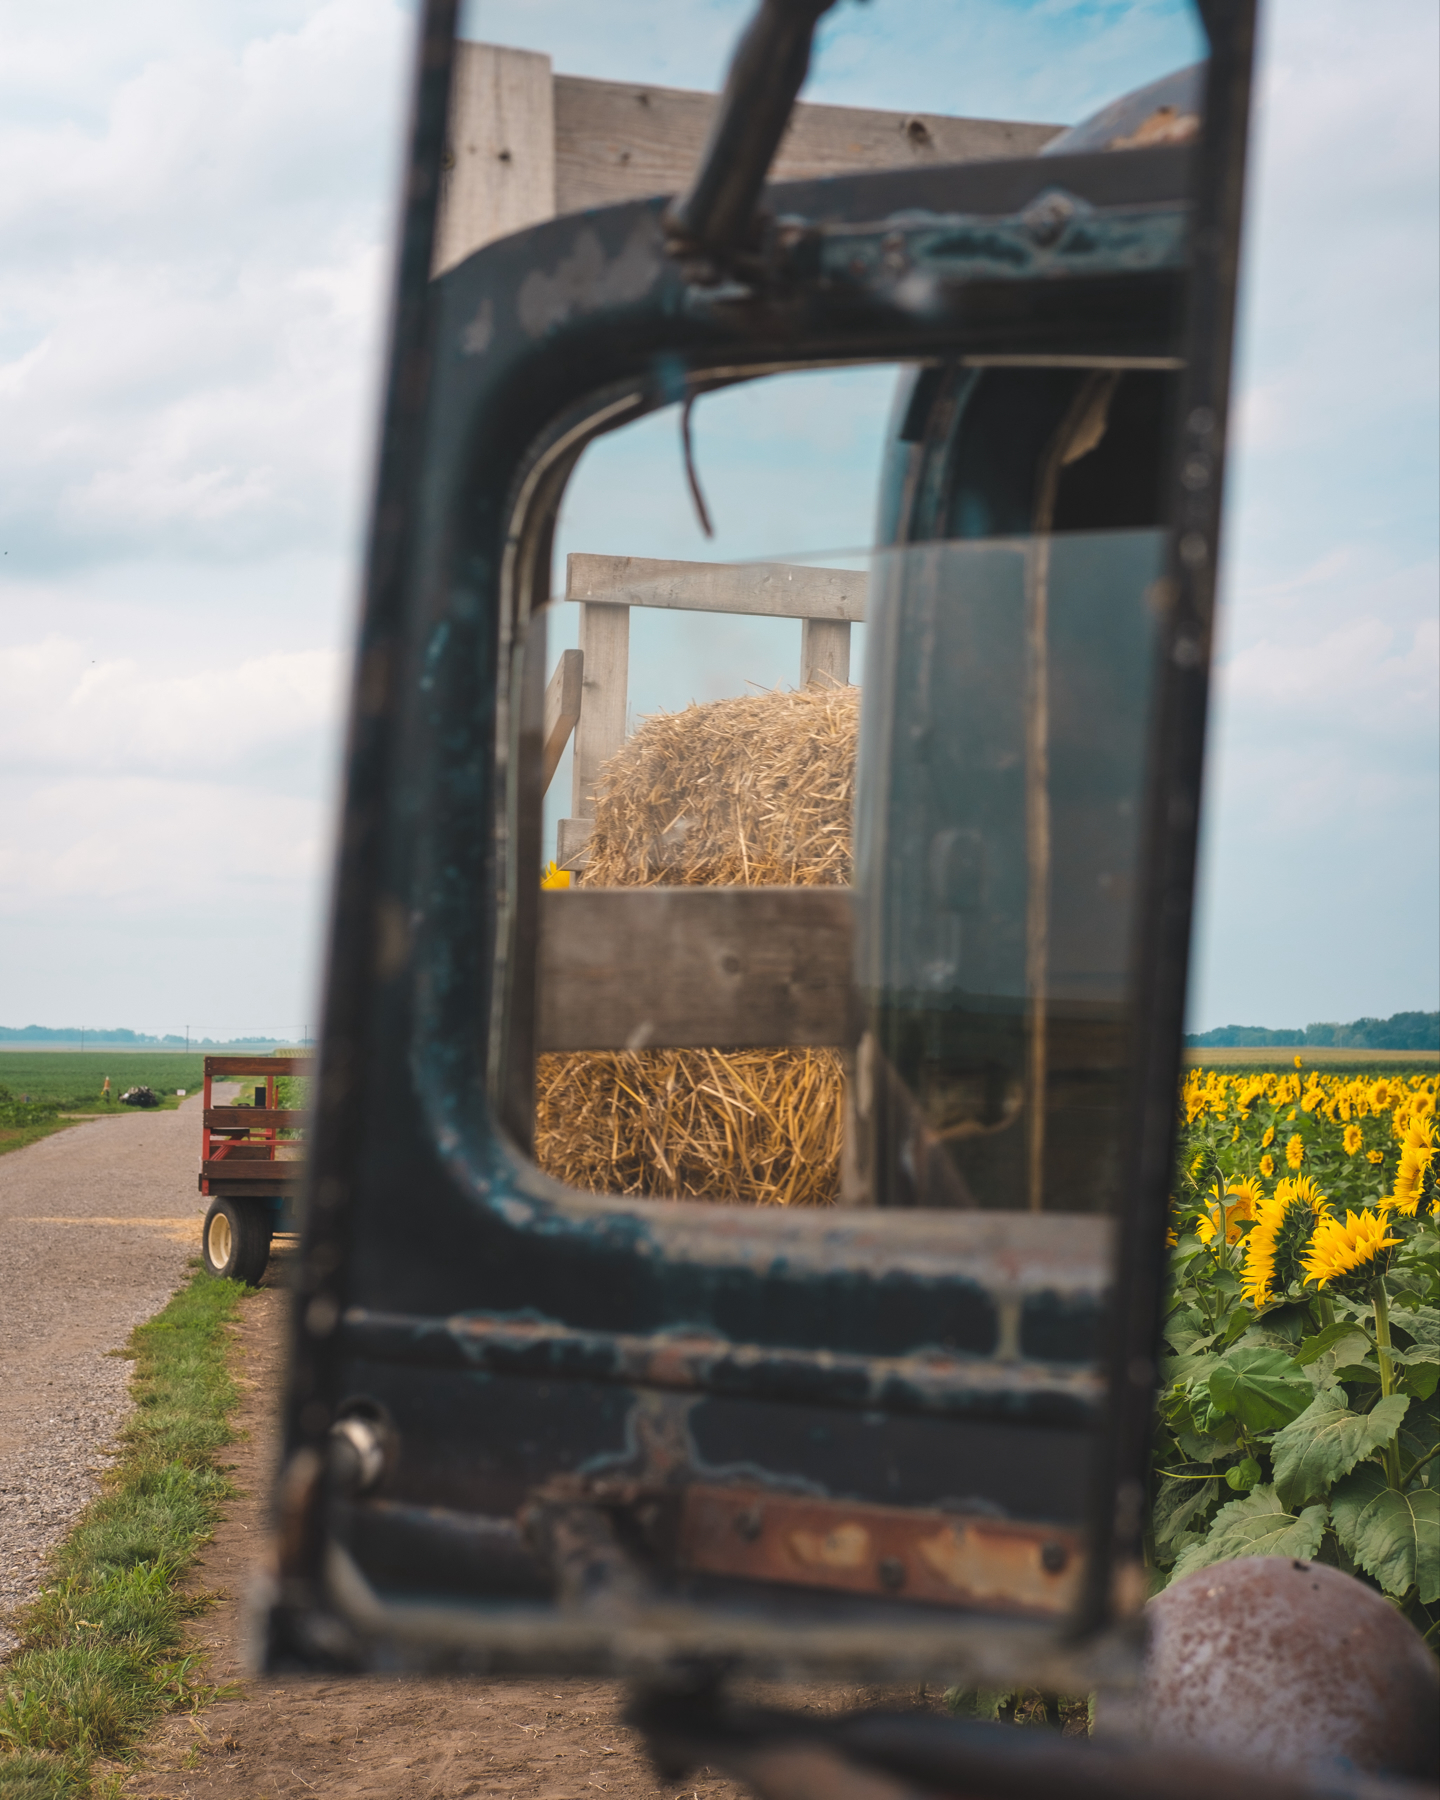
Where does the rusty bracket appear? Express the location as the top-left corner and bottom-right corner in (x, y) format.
(677, 1485), (1084, 1619)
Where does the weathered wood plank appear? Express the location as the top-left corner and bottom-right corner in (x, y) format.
(801, 617), (852, 686)
(556, 817), (593, 871)
(205, 1109), (306, 1131)
(542, 647), (584, 792)
(566, 553), (867, 622)
(554, 74), (1061, 215)
(204, 1055), (313, 1077)
(202, 1160), (301, 1183)
(537, 886), (854, 1052)
(436, 43), (556, 274)
(434, 49), (1059, 272)
(570, 602), (629, 818)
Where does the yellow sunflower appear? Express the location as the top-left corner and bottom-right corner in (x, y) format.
(1261, 1126), (1276, 1149)
(1388, 1121), (1436, 1217)
(1343, 1123), (1363, 1156)
(1243, 1176), (1326, 1309)
(1260, 1153), (1276, 1178)
(1301, 1209), (1401, 1296)
(1286, 1133), (1305, 1170)
(1196, 1176), (1262, 1248)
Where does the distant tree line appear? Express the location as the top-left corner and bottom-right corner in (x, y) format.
(1186, 1011), (1439, 1051)
(0, 1026), (293, 1047)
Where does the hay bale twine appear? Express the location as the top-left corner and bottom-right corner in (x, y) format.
(535, 684), (857, 1205)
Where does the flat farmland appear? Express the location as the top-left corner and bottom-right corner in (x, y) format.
(1184, 1047), (1437, 1070)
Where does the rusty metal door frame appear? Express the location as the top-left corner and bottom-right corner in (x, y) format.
(264, 0), (1258, 1699)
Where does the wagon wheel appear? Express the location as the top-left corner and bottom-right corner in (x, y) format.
(202, 1197), (272, 1286)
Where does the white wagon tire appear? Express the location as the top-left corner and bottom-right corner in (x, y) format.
(202, 1196), (272, 1285)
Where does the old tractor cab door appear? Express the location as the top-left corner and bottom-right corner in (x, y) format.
(266, 0), (1256, 1763)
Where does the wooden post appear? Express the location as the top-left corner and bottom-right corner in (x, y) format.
(801, 618), (852, 687)
(541, 648), (584, 793)
(434, 44), (556, 275)
(570, 603), (630, 819)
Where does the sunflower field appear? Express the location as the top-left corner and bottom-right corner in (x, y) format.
(1157, 1064), (1439, 1638)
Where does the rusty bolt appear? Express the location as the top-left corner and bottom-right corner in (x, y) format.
(877, 1556), (906, 1592)
(733, 1506), (764, 1542)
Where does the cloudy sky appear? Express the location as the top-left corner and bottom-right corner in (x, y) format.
(0, 0), (1435, 1040)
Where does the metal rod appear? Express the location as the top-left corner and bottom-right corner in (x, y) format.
(665, 0), (837, 268)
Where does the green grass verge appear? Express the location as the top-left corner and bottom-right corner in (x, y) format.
(0, 1268), (249, 1797)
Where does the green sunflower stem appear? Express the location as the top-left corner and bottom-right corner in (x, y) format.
(1371, 1279), (1403, 1490)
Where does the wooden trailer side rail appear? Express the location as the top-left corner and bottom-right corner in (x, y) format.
(201, 1053), (313, 1197)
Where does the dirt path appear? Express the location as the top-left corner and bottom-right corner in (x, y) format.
(0, 1097), (208, 1653)
(119, 1268), (928, 1800)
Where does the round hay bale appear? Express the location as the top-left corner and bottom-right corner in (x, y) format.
(535, 684), (857, 1206)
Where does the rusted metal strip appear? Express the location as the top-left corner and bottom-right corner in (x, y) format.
(338, 1308), (1104, 1425)
(676, 1484), (1083, 1617)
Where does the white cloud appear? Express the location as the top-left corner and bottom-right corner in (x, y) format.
(0, 0), (405, 569)
(0, 637), (346, 778)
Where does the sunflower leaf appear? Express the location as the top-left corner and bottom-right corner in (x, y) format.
(1208, 1347), (1314, 1432)
(1152, 1475), (1219, 1557)
(1169, 1484), (1327, 1581)
(1225, 1456), (1262, 1492)
(1393, 1303), (1440, 1346)
(1330, 1464), (1440, 1603)
(1270, 1390), (1409, 1508)
(1295, 1322), (1372, 1366)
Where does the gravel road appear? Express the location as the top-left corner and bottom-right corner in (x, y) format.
(0, 1096), (215, 1654)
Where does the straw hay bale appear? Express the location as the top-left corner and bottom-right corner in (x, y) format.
(535, 684), (856, 1206)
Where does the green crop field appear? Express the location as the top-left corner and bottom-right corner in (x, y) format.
(0, 1052), (206, 1156)
(0, 1051), (206, 1106)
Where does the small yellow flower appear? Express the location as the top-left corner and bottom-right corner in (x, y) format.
(1294, 1055), (1303, 1070)
(1285, 1133), (1304, 1170)
(1260, 1154), (1276, 1178)
(1189, 1151), (1204, 1179)
(1342, 1123), (1363, 1156)
(1262, 1126), (1275, 1149)
(1232, 1125), (1240, 1142)
(1367, 1149), (1385, 1165)
(540, 860), (571, 890)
